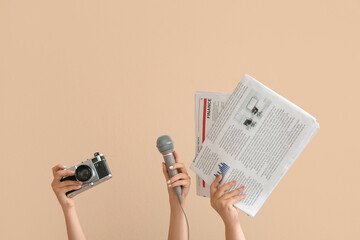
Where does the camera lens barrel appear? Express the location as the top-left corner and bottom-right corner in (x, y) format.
(75, 165), (93, 182)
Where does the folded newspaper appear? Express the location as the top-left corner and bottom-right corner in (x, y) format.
(191, 74), (319, 217)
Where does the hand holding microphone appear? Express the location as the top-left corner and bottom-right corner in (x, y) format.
(157, 135), (191, 206)
(157, 135), (191, 240)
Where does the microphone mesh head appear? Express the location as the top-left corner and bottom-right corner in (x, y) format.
(156, 135), (174, 154)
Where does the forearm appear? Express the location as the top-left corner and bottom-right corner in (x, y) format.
(63, 207), (86, 240)
(168, 201), (188, 240)
(224, 221), (246, 240)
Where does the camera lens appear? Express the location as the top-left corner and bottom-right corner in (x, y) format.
(75, 165), (93, 182)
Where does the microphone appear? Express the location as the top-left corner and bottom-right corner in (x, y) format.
(156, 135), (182, 204)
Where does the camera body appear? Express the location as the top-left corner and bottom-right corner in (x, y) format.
(60, 152), (112, 197)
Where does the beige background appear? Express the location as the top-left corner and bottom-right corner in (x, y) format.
(1, 0), (359, 239)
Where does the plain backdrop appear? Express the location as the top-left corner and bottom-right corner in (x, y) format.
(1, 0), (359, 239)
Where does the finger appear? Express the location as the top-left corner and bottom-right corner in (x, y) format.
(226, 193), (247, 205)
(169, 180), (190, 188)
(162, 162), (170, 181)
(221, 186), (246, 200)
(213, 180), (238, 199)
(54, 169), (75, 181)
(61, 185), (82, 194)
(58, 181), (83, 188)
(169, 173), (190, 184)
(52, 164), (66, 176)
(169, 162), (188, 175)
(173, 151), (179, 163)
(52, 180), (81, 190)
(210, 174), (222, 197)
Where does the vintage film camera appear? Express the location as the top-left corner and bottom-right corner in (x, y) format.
(60, 152), (112, 197)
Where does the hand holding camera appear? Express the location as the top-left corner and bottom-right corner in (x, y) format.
(51, 152), (112, 210)
(60, 152), (112, 197)
(51, 164), (82, 210)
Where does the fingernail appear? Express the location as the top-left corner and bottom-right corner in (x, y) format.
(77, 185), (82, 188)
(168, 184), (171, 187)
(169, 166), (174, 170)
(63, 165), (67, 168)
(167, 180), (171, 184)
(71, 170), (75, 174)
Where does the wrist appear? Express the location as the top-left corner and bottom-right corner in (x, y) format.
(169, 194), (185, 205)
(223, 218), (240, 229)
(169, 199), (185, 211)
(170, 201), (184, 210)
(62, 204), (76, 213)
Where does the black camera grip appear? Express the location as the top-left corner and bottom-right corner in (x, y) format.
(60, 175), (77, 182)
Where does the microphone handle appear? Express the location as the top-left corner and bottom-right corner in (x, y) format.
(164, 152), (182, 204)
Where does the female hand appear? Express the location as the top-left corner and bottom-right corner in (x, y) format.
(51, 164), (83, 210)
(210, 174), (246, 226)
(162, 151), (191, 206)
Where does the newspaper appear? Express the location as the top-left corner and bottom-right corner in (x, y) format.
(195, 91), (231, 197)
(191, 74), (319, 217)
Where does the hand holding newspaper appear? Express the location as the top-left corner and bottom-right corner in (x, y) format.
(191, 74), (319, 217)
